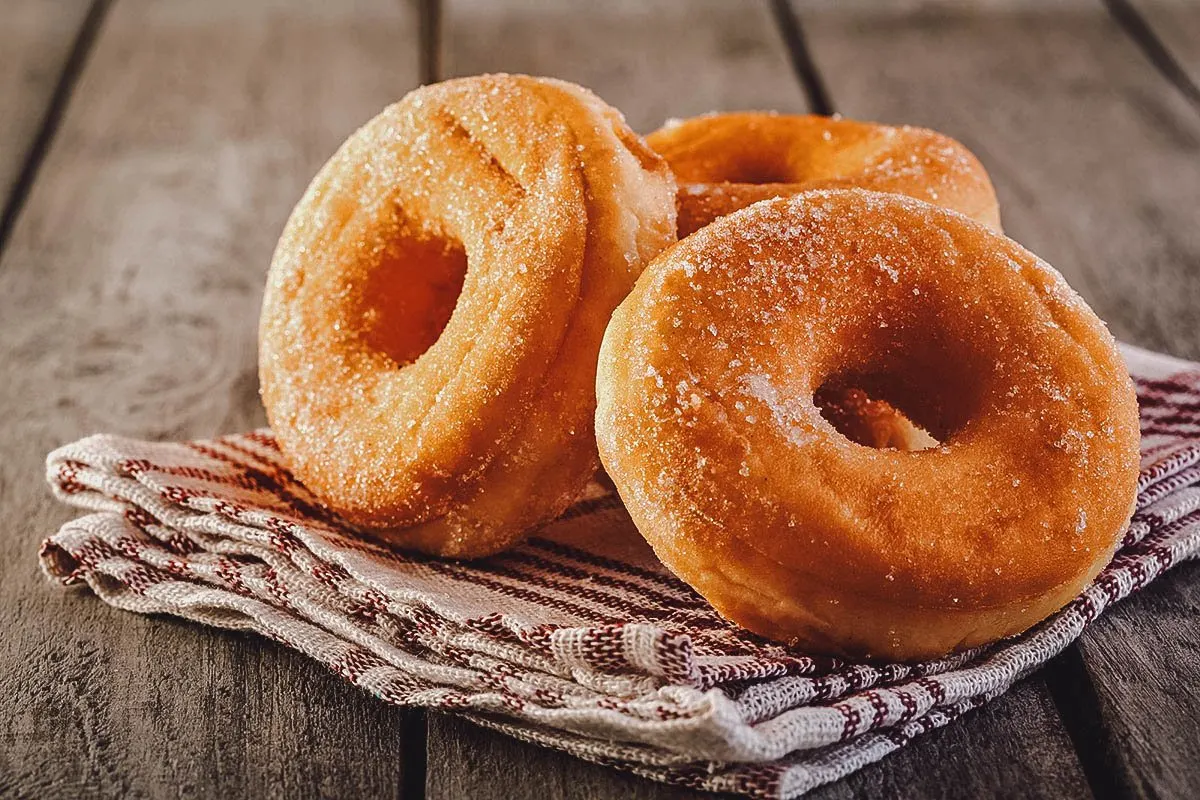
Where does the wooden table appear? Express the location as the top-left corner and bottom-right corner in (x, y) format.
(2, 1), (1198, 797)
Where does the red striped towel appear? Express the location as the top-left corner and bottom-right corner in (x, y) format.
(40, 344), (1200, 798)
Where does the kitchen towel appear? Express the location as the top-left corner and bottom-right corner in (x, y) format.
(40, 344), (1200, 798)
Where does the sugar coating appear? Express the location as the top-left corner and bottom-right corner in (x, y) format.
(595, 188), (1141, 661)
(260, 74), (676, 557)
(646, 109), (1007, 451)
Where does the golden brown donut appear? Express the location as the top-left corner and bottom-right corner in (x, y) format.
(596, 189), (1140, 661)
(646, 112), (1002, 237)
(648, 112), (1001, 448)
(259, 74), (675, 557)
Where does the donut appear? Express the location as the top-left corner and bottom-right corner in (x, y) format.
(596, 189), (1140, 660)
(647, 113), (1002, 449)
(645, 112), (1002, 237)
(260, 74), (676, 557)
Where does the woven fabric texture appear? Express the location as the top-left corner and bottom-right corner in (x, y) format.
(40, 344), (1200, 798)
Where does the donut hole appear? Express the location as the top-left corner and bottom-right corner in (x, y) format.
(727, 165), (796, 185)
(814, 375), (943, 451)
(810, 313), (990, 451)
(715, 163), (792, 187)
(699, 152), (798, 185)
(814, 383), (939, 451)
(355, 230), (467, 366)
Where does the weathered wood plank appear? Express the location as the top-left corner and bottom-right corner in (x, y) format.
(1122, 0), (1200, 103)
(1071, 561), (1200, 798)
(798, 2), (1200, 797)
(810, 677), (1091, 800)
(427, 713), (719, 800)
(0, 1), (426, 796)
(0, 0), (95, 242)
(440, 0), (809, 133)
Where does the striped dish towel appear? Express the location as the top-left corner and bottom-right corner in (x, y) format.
(40, 344), (1200, 799)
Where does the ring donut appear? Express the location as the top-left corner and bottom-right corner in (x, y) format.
(648, 112), (1001, 449)
(260, 74), (676, 557)
(646, 112), (1002, 237)
(596, 189), (1140, 660)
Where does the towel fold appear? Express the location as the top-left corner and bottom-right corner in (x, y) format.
(40, 343), (1200, 799)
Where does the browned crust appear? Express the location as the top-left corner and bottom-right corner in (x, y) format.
(260, 75), (676, 556)
(596, 189), (1139, 660)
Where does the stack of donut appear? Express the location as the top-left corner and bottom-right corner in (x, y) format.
(260, 75), (1140, 661)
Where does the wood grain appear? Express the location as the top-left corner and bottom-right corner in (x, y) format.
(1070, 560), (1200, 798)
(797, 2), (1200, 797)
(0, 1), (425, 796)
(441, 0), (809, 133)
(1124, 0), (1200, 101)
(427, 713), (721, 800)
(809, 677), (1091, 800)
(0, 0), (94, 239)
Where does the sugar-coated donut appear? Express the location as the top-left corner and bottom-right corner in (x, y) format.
(646, 112), (1002, 237)
(596, 189), (1140, 660)
(648, 113), (1002, 449)
(260, 75), (676, 557)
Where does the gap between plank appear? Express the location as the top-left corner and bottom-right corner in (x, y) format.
(1043, 647), (1135, 800)
(402, 708), (429, 799)
(0, 0), (113, 259)
(1104, 0), (1200, 114)
(767, 0), (835, 116)
(418, 0), (442, 84)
